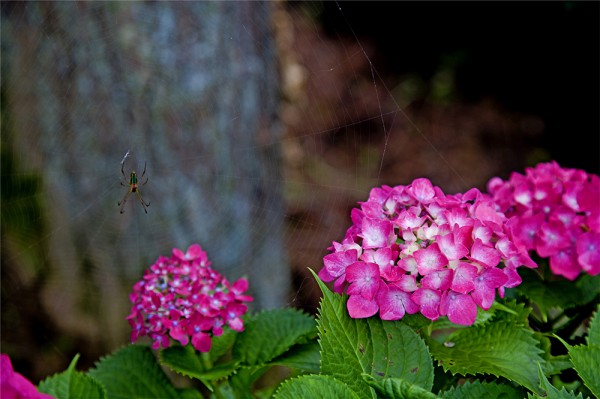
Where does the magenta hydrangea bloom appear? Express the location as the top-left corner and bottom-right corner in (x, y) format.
(127, 244), (253, 352)
(488, 161), (600, 280)
(319, 178), (535, 326)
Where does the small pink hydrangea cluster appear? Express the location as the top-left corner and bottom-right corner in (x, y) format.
(127, 244), (253, 352)
(488, 161), (600, 280)
(319, 178), (536, 325)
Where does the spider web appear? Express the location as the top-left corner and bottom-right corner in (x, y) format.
(1, 1), (598, 380)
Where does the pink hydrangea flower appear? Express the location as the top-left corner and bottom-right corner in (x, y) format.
(127, 244), (253, 352)
(488, 161), (600, 280)
(1, 354), (55, 399)
(319, 178), (535, 326)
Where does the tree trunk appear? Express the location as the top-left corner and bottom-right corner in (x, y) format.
(3, 1), (287, 364)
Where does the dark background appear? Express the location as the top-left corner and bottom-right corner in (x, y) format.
(320, 1), (599, 175)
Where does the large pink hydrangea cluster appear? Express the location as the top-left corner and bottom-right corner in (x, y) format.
(488, 161), (600, 280)
(127, 244), (253, 352)
(319, 178), (536, 325)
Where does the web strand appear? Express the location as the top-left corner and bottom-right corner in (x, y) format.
(333, 1), (468, 190)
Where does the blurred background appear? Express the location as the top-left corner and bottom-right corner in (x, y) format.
(1, 1), (598, 383)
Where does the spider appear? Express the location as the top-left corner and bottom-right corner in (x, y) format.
(118, 159), (150, 214)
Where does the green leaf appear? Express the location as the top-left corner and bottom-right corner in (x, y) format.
(555, 329), (600, 398)
(544, 354), (572, 376)
(439, 380), (523, 399)
(534, 332), (572, 376)
(269, 341), (321, 373)
(88, 345), (191, 399)
(274, 374), (361, 399)
(400, 313), (433, 333)
(516, 270), (600, 322)
(575, 274), (600, 306)
(587, 304), (600, 346)
(160, 344), (239, 386)
(226, 309), (318, 397)
(363, 374), (439, 399)
(233, 308), (317, 366)
(569, 344), (600, 398)
(527, 363), (584, 399)
(208, 326), (237, 362)
(38, 355), (106, 399)
(228, 366), (264, 399)
(312, 270), (434, 399)
(429, 310), (545, 394)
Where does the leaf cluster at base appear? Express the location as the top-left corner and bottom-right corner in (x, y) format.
(36, 276), (599, 399)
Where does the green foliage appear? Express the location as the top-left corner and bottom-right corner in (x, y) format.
(313, 270), (434, 399)
(569, 345), (600, 398)
(554, 308), (600, 399)
(587, 304), (600, 346)
(207, 326), (238, 362)
(439, 380), (523, 399)
(516, 269), (600, 323)
(159, 326), (239, 390)
(268, 341), (321, 372)
(233, 308), (317, 366)
(429, 301), (545, 394)
(274, 374), (361, 399)
(33, 272), (599, 399)
(527, 363), (585, 399)
(363, 374), (440, 399)
(160, 308), (318, 396)
(38, 355), (106, 399)
(88, 345), (199, 399)
(160, 344), (239, 390)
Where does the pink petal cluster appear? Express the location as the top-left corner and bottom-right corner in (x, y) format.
(319, 178), (536, 325)
(488, 161), (600, 280)
(1, 354), (55, 399)
(127, 244), (253, 352)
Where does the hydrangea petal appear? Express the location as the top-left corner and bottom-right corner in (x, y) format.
(577, 231), (600, 275)
(322, 250), (358, 279)
(407, 178), (435, 204)
(411, 288), (441, 320)
(470, 239), (501, 268)
(437, 233), (469, 260)
(192, 331), (212, 352)
(536, 221), (571, 257)
(346, 262), (381, 300)
(451, 262), (477, 294)
(360, 218), (394, 248)
(395, 274), (418, 292)
(422, 269), (453, 291)
(440, 290), (477, 325)
(347, 294), (379, 318)
(377, 283), (419, 320)
(414, 243), (448, 275)
(1, 354), (55, 399)
(472, 268), (507, 310)
(550, 247), (580, 280)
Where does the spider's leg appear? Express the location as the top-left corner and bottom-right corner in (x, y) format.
(141, 177), (148, 186)
(121, 159), (127, 179)
(137, 190), (150, 207)
(119, 191), (131, 213)
(141, 161), (147, 179)
(136, 190), (150, 213)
